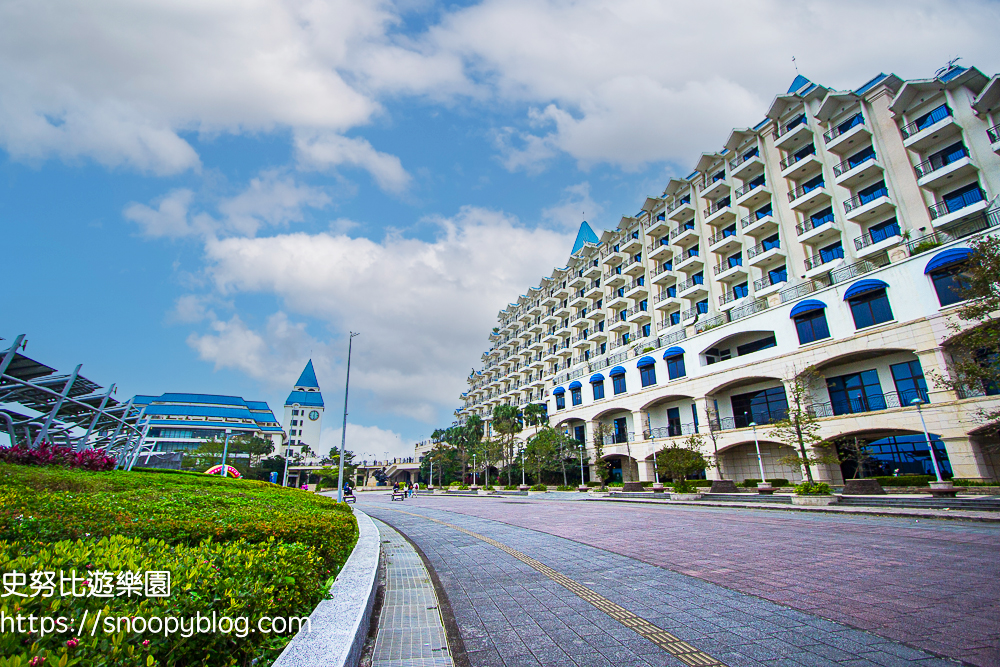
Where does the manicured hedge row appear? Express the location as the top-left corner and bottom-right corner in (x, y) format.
(872, 475), (935, 487)
(740, 478), (790, 487)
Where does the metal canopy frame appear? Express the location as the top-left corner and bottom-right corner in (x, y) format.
(0, 335), (146, 467)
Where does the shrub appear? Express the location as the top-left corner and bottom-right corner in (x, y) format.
(555, 485), (575, 491)
(910, 240), (942, 255)
(484, 485), (495, 490)
(457, 485), (470, 490)
(873, 475), (934, 487)
(953, 479), (998, 487)
(503, 485), (518, 490)
(586, 481), (601, 487)
(0, 442), (116, 471)
(741, 478), (790, 488)
(607, 482), (624, 487)
(529, 484), (547, 491)
(640, 481), (653, 487)
(794, 481), (832, 495)
(671, 479), (697, 493)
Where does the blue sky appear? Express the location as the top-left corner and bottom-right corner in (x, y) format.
(2, 0), (997, 458)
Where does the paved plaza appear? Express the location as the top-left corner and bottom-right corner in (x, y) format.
(358, 494), (999, 667)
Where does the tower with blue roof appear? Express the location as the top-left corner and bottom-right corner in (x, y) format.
(283, 360), (325, 460)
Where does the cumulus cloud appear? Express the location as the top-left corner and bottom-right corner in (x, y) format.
(187, 207), (573, 422)
(541, 182), (604, 231)
(321, 423), (412, 461)
(294, 131), (411, 193)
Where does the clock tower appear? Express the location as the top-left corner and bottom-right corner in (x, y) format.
(283, 360), (324, 460)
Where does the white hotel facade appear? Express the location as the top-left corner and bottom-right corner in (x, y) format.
(458, 65), (1000, 484)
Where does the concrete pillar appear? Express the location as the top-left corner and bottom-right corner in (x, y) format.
(941, 435), (996, 481)
(914, 347), (960, 402)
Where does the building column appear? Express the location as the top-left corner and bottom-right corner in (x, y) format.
(698, 398), (723, 480)
(941, 435), (997, 481)
(914, 346), (960, 402)
(586, 420), (602, 481)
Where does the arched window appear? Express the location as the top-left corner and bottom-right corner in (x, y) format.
(844, 279), (892, 329)
(637, 356), (656, 387)
(590, 373), (605, 400)
(609, 366), (627, 395)
(553, 387), (566, 410)
(789, 299), (830, 345)
(662, 347), (686, 380)
(924, 247), (973, 307)
(569, 381), (583, 406)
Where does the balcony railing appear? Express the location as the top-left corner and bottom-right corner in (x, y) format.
(602, 432), (635, 445)
(670, 223), (697, 240)
(779, 146), (816, 171)
(709, 228), (738, 245)
(833, 151), (877, 177)
(804, 247), (844, 271)
(774, 113), (808, 139)
(823, 113), (864, 143)
(854, 220), (900, 251)
(710, 408), (788, 432)
(702, 198), (731, 218)
(681, 305), (707, 320)
(844, 185), (889, 213)
(657, 329), (687, 347)
(914, 146), (968, 178)
(753, 272), (787, 291)
(695, 313), (727, 334)
(778, 275), (830, 303)
(796, 212), (835, 236)
(829, 252), (890, 284)
(740, 210), (773, 229)
(809, 390), (928, 418)
(906, 208), (1000, 254)
(929, 188), (986, 220)
(728, 298), (769, 322)
(900, 104), (952, 139)
(719, 291), (742, 306)
(729, 149), (759, 170)
(734, 178), (765, 199)
(788, 180), (825, 202)
(713, 258), (743, 276)
(625, 305), (649, 318)
(746, 238), (780, 259)
(666, 197), (691, 213)
(677, 275), (705, 292)
(644, 423), (698, 439)
(656, 289), (676, 303)
(989, 124), (1000, 144)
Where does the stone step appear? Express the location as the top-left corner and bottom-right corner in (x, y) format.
(837, 496), (1000, 510)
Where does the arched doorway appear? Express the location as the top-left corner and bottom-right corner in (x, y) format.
(835, 432), (952, 479)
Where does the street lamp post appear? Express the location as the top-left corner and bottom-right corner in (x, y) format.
(579, 440), (586, 490)
(749, 421), (772, 494)
(219, 428), (232, 477)
(472, 453), (478, 488)
(337, 332), (360, 503)
(520, 445), (528, 490)
(910, 398), (946, 484)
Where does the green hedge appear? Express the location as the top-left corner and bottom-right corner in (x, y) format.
(741, 478), (790, 488)
(555, 485), (575, 491)
(873, 475), (934, 487)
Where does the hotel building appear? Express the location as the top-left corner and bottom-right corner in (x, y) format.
(458, 65), (1000, 484)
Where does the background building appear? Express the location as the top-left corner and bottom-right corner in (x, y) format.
(459, 64), (1000, 484)
(283, 360), (325, 459)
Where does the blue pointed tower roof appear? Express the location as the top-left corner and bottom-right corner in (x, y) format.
(571, 221), (599, 255)
(294, 360), (319, 388)
(787, 74), (812, 94)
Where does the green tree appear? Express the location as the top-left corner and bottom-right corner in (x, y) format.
(525, 427), (560, 484)
(835, 436), (873, 479)
(492, 404), (522, 486)
(767, 372), (838, 484)
(523, 403), (549, 438)
(590, 422), (614, 488)
(655, 435), (709, 482)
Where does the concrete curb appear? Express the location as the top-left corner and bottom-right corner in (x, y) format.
(272, 508), (380, 667)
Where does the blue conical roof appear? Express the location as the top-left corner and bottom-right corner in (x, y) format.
(787, 74), (811, 94)
(571, 221), (599, 256)
(294, 360), (320, 389)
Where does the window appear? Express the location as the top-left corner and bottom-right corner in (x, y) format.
(556, 393), (566, 410)
(913, 103), (950, 132)
(827, 369), (885, 415)
(727, 253), (743, 268)
(639, 299), (648, 311)
(857, 180), (888, 205)
(754, 203), (773, 220)
(696, 299), (709, 314)
(640, 364), (656, 387)
(819, 241), (844, 263)
(847, 145), (875, 169)
(768, 266), (788, 284)
(742, 147), (759, 162)
(693, 272), (704, 285)
(928, 141), (968, 171)
(666, 286), (677, 298)
(722, 224), (737, 238)
(836, 113), (863, 135)
(762, 233), (780, 251)
(794, 143), (816, 161)
(868, 218), (900, 244)
(849, 289), (893, 329)
(942, 182), (985, 213)
(571, 387), (582, 406)
(733, 282), (749, 299)
(802, 174), (824, 193)
(613, 418), (628, 444)
(890, 360), (928, 404)
(795, 310), (830, 344)
(931, 263), (971, 307)
(736, 335), (777, 356)
(810, 206), (834, 227)
(612, 374), (627, 395)
(592, 380), (605, 400)
(712, 168), (725, 183)
(599, 342), (607, 354)
(669, 312), (681, 326)
(731, 386), (788, 427)
(666, 355), (686, 380)
(666, 407), (682, 436)
(641, 324), (651, 337)
(747, 174), (766, 189)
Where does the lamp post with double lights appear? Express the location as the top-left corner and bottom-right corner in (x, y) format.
(519, 445), (528, 491)
(910, 397), (949, 487)
(749, 421), (773, 494)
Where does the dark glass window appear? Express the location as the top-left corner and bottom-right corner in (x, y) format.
(612, 374), (627, 395)
(696, 299), (709, 314)
(731, 386), (788, 428)
(914, 104), (950, 132)
(669, 312), (681, 326)
(736, 335), (777, 356)
(847, 145), (876, 169)
(849, 288), (893, 329)
(838, 434), (951, 479)
(827, 369), (884, 415)
(722, 224), (737, 238)
(794, 143), (816, 161)
(666, 286), (677, 298)
(640, 365), (657, 387)
(571, 387), (582, 406)
(928, 141), (968, 170)
(794, 310), (830, 345)
(768, 266), (788, 284)
(837, 113), (863, 134)
(931, 263), (971, 307)
(943, 182), (984, 213)
(868, 218), (900, 243)
(733, 282), (749, 299)
(641, 323), (651, 337)
(763, 233), (780, 251)
(666, 355), (686, 380)
(556, 394), (565, 410)
(857, 180), (887, 205)
(810, 206), (834, 226)
(666, 407), (682, 436)
(590, 380), (604, 401)
(754, 203), (773, 219)
(890, 360), (928, 405)
(803, 174), (824, 192)
(574, 425), (586, 443)
(819, 241), (844, 263)
(727, 253), (743, 268)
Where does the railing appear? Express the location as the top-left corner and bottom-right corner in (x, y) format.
(833, 151), (877, 177)
(989, 124), (1000, 144)
(625, 277), (646, 292)
(681, 304), (708, 320)
(602, 432), (635, 445)
(713, 258), (743, 276)
(753, 272), (787, 291)
(709, 228), (738, 245)
(695, 313), (727, 334)
(600, 246), (622, 260)
(710, 408), (788, 431)
(788, 180), (825, 202)
(655, 289), (676, 303)
(740, 210), (773, 229)
(647, 240), (670, 254)
(703, 199), (731, 218)
(645, 423), (698, 439)
(829, 252), (890, 284)
(653, 264), (673, 278)
(729, 149), (759, 170)
(666, 198), (692, 214)
(929, 188), (986, 220)
(796, 212), (834, 236)
(804, 247), (844, 271)
(677, 275), (705, 292)
(844, 185), (889, 213)
(823, 113), (864, 143)
(779, 146), (816, 171)
(778, 275), (830, 303)
(906, 208), (1000, 253)
(625, 305), (649, 318)
(900, 104), (952, 139)
(571, 333), (589, 343)
(657, 329), (687, 347)
(670, 224), (697, 240)
(734, 179), (765, 199)
(719, 291), (742, 306)
(914, 146), (968, 178)
(809, 390), (928, 418)
(729, 298), (769, 322)
(746, 238), (780, 259)
(774, 113), (808, 139)
(854, 220), (900, 251)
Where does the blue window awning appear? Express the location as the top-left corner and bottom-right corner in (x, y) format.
(589, 373), (605, 383)
(553, 387), (565, 395)
(789, 299), (827, 318)
(662, 346), (685, 359)
(637, 355), (655, 368)
(844, 278), (889, 300)
(609, 366), (626, 376)
(924, 247), (973, 274)
(569, 380), (582, 390)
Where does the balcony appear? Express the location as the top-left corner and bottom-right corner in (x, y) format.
(730, 150), (763, 179)
(803, 247), (845, 274)
(914, 149), (976, 189)
(746, 239), (784, 266)
(718, 289), (747, 309)
(810, 390), (928, 419)
(774, 114), (812, 150)
(795, 213), (838, 244)
(568, 292), (588, 310)
(694, 313), (728, 334)
(601, 248), (625, 266)
(568, 273), (586, 289)
(646, 214), (670, 235)
(713, 259), (747, 282)
(625, 305), (651, 323)
(929, 188), (989, 228)
(603, 269), (625, 287)
(844, 186), (893, 223)
(989, 124), (1000, 153)
(708, 228), (740, 253)
(701, 175), (730, 201)
(779, 149), (821, 180)
(674, 250), (704, 272)
(571, 312), (590, 328)
(621, 235), (643, 255)
(670, 222), (699, 246)
(667, 198), (695, 222)
(901, 105), (961, 151)
(823, 113), (870, 154)
(740, 210), (778, 236)
(734, 178), (769, 207)
(728, 297), (770, 323)
(648, 240), (673, 260)
(829, 252), (890, 284)
(681, 304), (709, 322)
(752, 271), (788, 296)
(582, 263), (602, 279)
(654, 290), (679, 309)
(677, 275), (707, 297)
(703, 201), (736, 226)
(788, 180), (830, 211)
(584, 281), (603, 299)
(624, 278), (648, 298)
(833, 152), (882, 186)
(606, 290), (627, 309)
(608, 317), (631, 334)
(853, 221), (902, 257)
(710, 408), (788, 432)
(778, 276), (830, 303)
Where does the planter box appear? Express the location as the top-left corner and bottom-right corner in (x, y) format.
(622, 481), (646, 492)
(577, 486), (590, 492)
(477, 489), (495, 496)
(791, 495), (839, 506)
(842, 479), (885, 495)
(433, 488), (448, 495)
(670, 493), (704, 501)
(527, 490), (550, 496)
(709, 480), (739, 493)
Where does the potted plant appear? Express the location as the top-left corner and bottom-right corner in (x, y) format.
(791, 481), (839, 505)
(669, 478), (704, 501)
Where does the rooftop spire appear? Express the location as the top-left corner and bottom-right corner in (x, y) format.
(294, 360), (320, 389)
(571, 220), (599, 256)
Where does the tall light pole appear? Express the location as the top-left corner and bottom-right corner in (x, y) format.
(521, 445), (526, 486)
(910, 397), (945, 483)
(472, 453), (478, 486)
(749, 422), (767, 482)
(579, 439), (585, 487)
(337, 332), (360, 503)
(219, 428), (232, 477)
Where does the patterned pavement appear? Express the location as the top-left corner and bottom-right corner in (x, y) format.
(358, 494), (995, 667)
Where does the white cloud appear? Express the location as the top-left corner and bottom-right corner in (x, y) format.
(541, 182), (603, 231)
(321, 423), (412, 462)
(123, 189), (203, 238)
(188, 206), (573, 422)
(294, 131), (411, 193)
